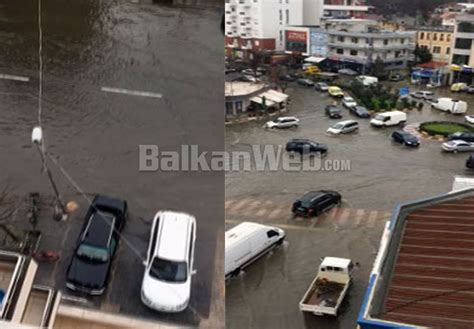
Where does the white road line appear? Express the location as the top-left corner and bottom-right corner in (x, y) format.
(255, 207), (267, 217)
(0, 74), (30, 82)
(268, 208), (283, 219)
(367, 211), (379, 228)
(225, 199), (236, 209)
(230, 198), (252, 212)
(354, 209), (365, 226)
(101, 87), (162, 99)
(241, 200), (263, 214)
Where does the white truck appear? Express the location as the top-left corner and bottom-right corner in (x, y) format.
(299, 257), (354, 316)
(370, 111), (407, 127)
(431, 98), (467, 114)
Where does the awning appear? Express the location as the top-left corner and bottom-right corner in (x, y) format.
(304, 56), (326, 64)
(250, 96), (276, 107)
(260, 89), (289, 103)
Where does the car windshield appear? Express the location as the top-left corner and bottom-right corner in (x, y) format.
(332, 123), (344, 129)
(345, 98), (354, 102)
(374, 114), (386, 121)
(149, 257), (188, 283)
(329, 108), (339, 113)
(76, 244), (108, 263)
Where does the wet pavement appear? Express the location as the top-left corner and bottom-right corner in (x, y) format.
(0, 0), (223, 327)
(225, 82), (474, 329)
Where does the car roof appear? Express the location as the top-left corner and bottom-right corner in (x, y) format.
(277, 116), (297, 120)
(321, 257), (351, 269)
(156, 211), (195, 262)
(338, 120), (357, 125)
(83, 211), (115, 247)
(288, 138), (315, 143)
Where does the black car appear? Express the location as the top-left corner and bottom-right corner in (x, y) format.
(279, 74), (296, 82)
(325, 105), (343, 119)
(350, 106), (370, 118)
(66, 195), (127, 295)
(292, 190), (341, 217)
(466, 155), (474, 169)
(391, 131), (420, 147)
(448, 132), (474, 143)
(286, 139), (328, 155)
(297, 78), (315, 87)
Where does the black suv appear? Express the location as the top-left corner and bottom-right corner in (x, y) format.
(448, 132), (474, 143)
(286, 139), (327, 155)
(292, 190), (341, 217)
(325, 105), (343, 119)
(350, 106), (370, 118)
(391, 131), (420, 147)
(66, 195), (127, 295)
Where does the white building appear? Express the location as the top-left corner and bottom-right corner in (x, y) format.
(303, 0), (371, 26)
(225, 0), (303, 58)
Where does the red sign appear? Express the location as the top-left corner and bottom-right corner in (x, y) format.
(285, 31), (307, 42)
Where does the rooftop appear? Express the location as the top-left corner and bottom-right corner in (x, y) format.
(225, 82), (266, 97)
(358, 188), (474, 329)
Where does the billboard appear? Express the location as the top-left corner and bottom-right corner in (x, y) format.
(285, 30), (308, 54)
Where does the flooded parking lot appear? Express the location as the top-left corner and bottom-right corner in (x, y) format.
(225, 82), (474, 329)
(0, 0), (222, 326)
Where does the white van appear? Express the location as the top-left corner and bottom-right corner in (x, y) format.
(370, 111), (407, 127)
(225, 222), (285, 279)
(432, 98), (467, 114)
(357, 75), (378, 86)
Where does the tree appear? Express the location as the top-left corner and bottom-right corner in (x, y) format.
(414, 44), (433, 64)
(370, 57), (386, 78)
(0, 186), (21, 243)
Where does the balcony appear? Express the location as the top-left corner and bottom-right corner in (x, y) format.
(323, 4), (370, 12)
(328, 30), (415, 40)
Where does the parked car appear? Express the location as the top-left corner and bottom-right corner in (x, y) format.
(350, 106), (370, 118)
(356, 75), (378, 86)
(465, 115), (474, 124)
(338, 68), (357, 76)
(240, 75), (258, 83)
(286, 139), (328, 155)
(325, 105), (343, 119)
(265, 116), (300, 129)
(327, 120), (359, 135)
(410, 90), (434, 100)
(391, 131), (420, 147)
(241, 68), (262, 77)
(342, 96), (357, 109)
(280, 74), (296, 82)
(141, 211), (196, 312)
(297, 78), (315, 87)
(466, 155), (474, 169)
(389, 73), (404, 81)
(225, 222), (285, 279)
(66, 195), (127, 295)
(431, 98), (467, 114)
(447, 132), (474, 143)
(292, 190), (341, 217)
(328, 86), (344, 97)
(442, 140), (474, 152)
(370, 111), (406, 127)
(315, 82), (329, 91)
(451, 82), (468, 92)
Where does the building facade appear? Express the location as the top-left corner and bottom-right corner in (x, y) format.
(302, 0), (371, 26)
(325, 19), (415, 73)
(416, 26), (454, 64)
(224, 0), (303, 58)
(451, 14), (474, 66)
(283, 26), (328, 57)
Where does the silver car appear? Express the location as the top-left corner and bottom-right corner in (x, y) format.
(442, 140), (474, 152)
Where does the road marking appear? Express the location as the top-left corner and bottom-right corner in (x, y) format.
(101, 87), (162, 99)
(367, 211), (379, 228)
(226, 219), (321, 232)
(354, 209), (365, 226)
(0, 74), (30, 82)
(337, 208), (351, 226)
(230, 198), (252, 212)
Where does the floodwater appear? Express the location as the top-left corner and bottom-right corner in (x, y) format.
(225, 83), (474, 329)
(0, 0), (223, 326)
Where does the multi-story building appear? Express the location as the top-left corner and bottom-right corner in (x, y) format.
(224, 0), (303, 59)
(449, 14), (474, 83)
(415, 26), (454, 64)
(324, 19), (415, 73)
(303, 0), (372, 26)
(283, 26), (329, 57)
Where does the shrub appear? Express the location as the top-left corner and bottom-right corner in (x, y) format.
(419, 121), (474, 136)
(396, 101), (404, 111)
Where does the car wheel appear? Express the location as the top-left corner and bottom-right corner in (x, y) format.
(232, 268), (241, 277)
(292, 124), (298, 128)
(454, 149), (458, 154)
(276, 237), (285, 245)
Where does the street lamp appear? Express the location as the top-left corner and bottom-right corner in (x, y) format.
(31, 126), (68, 221)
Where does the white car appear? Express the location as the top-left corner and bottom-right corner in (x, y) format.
(441, 140), (474, 153)
(141, 211), (196, 313)
(342, 96), (357, 109)
(327, 120), (359, 135)
(265, 116), (299, 129)
(466, 115), (474, 124)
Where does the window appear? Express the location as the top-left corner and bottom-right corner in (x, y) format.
(446, 47), (450, 55)
(351, 37), (358, 43)
(440, 34), (444, 41)
(226, 102), (234, 115)
(350, 50), (358, 56)
(336, 48), (343, 54)
(458, 22), (474, 33)
(337, 36), (344, 42)
(150, 257), (187, 283)
(452, 54), (470, 65)
(279, 9), (282, 21)
(334, 267), (342, 272)
(420, 32), (424, 40)
(427, 33), (430, 40)
(400, 38), (405, 44)
(455, 38), (472, 50)
(447, 34), (451, 42)
(285, 9), (289, 24)
(235, 101), (243, 113)
(189, 224), (194, 261)
(279, 30), (283, 42)
(266, 230), (279, 238)
(383, 39), (388, 45)
(148, 219), (159, 260)
(433, 46), (441, 54)
(433, 33), (437, 41)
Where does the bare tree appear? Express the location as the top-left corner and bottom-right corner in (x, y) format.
(0, 186), (20, 242)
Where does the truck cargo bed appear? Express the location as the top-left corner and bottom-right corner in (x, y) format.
(302, 278), (345, 308)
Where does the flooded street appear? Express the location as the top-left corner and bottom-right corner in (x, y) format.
(0, 0), (223, 326)
(225, 83), (474, 328)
